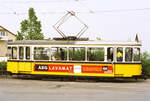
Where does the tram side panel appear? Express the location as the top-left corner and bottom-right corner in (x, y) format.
(7, 61), (32, 74)
(114, 64), (142, 77)
(7, 61), (142, 78)
(18, 62), (24, 72)
(31, 62), (115, 77)
(18, 61), (32, 73)
(24, 62), (32, 72)
(31, 62), (142, 78)
(7, 61), (19, 74)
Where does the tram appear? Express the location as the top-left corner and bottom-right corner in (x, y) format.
(6, 11), (142, 79)
(6, 39), (142, 78)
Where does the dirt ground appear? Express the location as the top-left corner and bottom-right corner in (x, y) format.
(0, 76), (150, 101)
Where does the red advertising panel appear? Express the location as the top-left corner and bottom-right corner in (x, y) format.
(48, 64), (73, 72)
(34, 64), (113, 74)
(82, 65), (113, 74)
(82, 65), (103, 73)
(34, 64), (74, 73)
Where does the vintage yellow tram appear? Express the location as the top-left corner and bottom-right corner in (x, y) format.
(6, 39), (142, 78)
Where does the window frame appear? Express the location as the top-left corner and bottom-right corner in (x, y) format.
(19, 46), (24, 60)
(87, 47), (105, 62)
(116, 47), (123, 62)
(107, 47), (114, 62)
(133, 47), (141, 61)
(12, 47), (17, 59)
(69, 47), (86, 61)
(8, 45), (141, 63)
(26, 47), (31, 60)
(0, 31), (5, 36)
(34, 47), (50, 60)
(125, 47), (133, 62)
(51, 47), (67, 61)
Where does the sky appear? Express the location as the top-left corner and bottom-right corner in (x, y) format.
(0, 0), (150, 52)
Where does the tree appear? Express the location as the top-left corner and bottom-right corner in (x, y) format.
(96, 37), (101, 40)
(16, 8), (44, 40)
(142, 51), (150, 76)
(142, 51), (150, 59)
(16, 31), (24, 40)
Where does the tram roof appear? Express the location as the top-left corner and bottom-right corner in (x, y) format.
(8, 40), (141, 46)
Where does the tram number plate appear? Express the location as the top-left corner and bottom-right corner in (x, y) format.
(35, 65), (48, 71)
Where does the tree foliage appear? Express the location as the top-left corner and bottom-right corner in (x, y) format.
(96, 37), (101, 40)
(16, 8), (44, 40)
(16, 31), (24, 40)
(142, 51), (150, 76)
(0, 61), (7, 71)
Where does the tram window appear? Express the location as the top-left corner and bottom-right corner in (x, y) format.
(107, 47), (113, 62)
(19, 47), (24, 59)
(87, 47), (104, 61)
(51, 47), (67, 61)
(26, 47), (30, 60)
(34, 47), (50, 60)
(12, 47), (17, 59)
(7, 47), (12, 59)
(125, 47), (132, 62)
(133, 48), (140, 61)
(117, 47), (123, 62)
(69, 47), (85, 61)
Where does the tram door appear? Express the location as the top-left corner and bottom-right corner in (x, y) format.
(18, 47), (24, 72)
(107, 47), (114, 75)
(24, 47), (32, 72)
(18, 47), (32, 72)
(114, 47), (124, 77)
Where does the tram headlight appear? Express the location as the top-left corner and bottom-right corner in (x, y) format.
(102, 66), (108, 71)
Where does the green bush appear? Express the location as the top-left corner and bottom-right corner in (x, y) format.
(142, 59), (150, 76)
(0, 61), (7, 71)
(142, 51), (150, 76)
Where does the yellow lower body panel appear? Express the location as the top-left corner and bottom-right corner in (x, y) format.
(114, 64), (142, 77)
(7, 61), (142, 78)
(7, 62), (19, 74)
